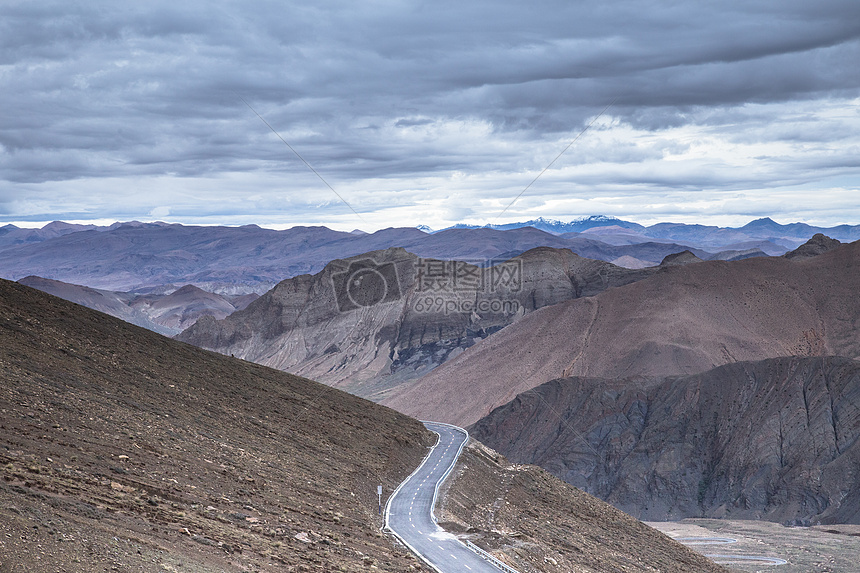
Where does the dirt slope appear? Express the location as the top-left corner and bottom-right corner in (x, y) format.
(0, 278), (435, 572)
(385, 239), (860, 426)
(440, 441), (729, 573)
(1, 278), (734, 572)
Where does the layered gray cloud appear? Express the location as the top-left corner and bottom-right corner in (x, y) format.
(1, 0), (858, 230)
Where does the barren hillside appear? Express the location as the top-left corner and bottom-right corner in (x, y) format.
(1, 279), (732, 572)
(439, 441), (729, 573)
(471, 356), (860, 524)
(0, 278), (434, 571)
(179, 246), (661, 400)
(385, 239), (860, 426)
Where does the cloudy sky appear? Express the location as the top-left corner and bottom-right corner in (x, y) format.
(1, 0), (859, 231)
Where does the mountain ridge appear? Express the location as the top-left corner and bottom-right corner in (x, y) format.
(3, 216), (855, 294)
(177, 246), (667, 400)
(0, 222), (704, 293)
(383, 237), (860, 426)
(432, 215), (860, 243)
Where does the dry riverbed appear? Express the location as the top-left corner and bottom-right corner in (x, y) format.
(649, 519), (860, 573)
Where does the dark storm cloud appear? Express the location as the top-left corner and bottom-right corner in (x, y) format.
(0, 0), (858, 227)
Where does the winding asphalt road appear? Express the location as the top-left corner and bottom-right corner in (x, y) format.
(385, 421), (510, 573)
(386, 424), (785, 571)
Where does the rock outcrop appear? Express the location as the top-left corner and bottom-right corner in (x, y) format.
(178, 247), (663, 399)
(470, 356), (860, 525)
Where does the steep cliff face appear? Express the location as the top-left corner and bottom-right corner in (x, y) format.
(178, 246), (661, 398)
(471, 356), (860, 525)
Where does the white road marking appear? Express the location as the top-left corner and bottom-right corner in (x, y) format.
(387, 422), (504, 573)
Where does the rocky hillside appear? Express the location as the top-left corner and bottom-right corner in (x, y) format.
(385, 237), (860, 426)
(0, 278), (435, 571)
(1, 278), (733, 572)
(178, 246), (666, 399)
(470, 356), (860, 525)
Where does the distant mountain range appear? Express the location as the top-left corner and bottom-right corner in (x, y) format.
(438, 215), (642, 234)
(3, 216), (854, 295)
(0, 220), (168, 249)
(17, 276), (257, 336)
(0, 220), (748, 294)
(434, 215), (860, 249)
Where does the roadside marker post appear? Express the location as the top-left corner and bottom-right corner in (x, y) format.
(377, 485), (383, 515)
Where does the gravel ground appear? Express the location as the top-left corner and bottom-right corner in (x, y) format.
(650, 519), (860, 573)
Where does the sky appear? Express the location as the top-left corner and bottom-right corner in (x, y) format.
(1, 0), (859, 232)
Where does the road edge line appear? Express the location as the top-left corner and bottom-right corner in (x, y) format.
(424, 421), (522, 573)
(382, 426), (445, 573)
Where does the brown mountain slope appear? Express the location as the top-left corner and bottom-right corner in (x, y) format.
(471, 356), (860, 525)
(783, 232), (842, 260)
(384, 238), (860, 426)
(178, 246), (663, 400)
(0, 278), (434, 571)
(0, 279), (729, 572)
